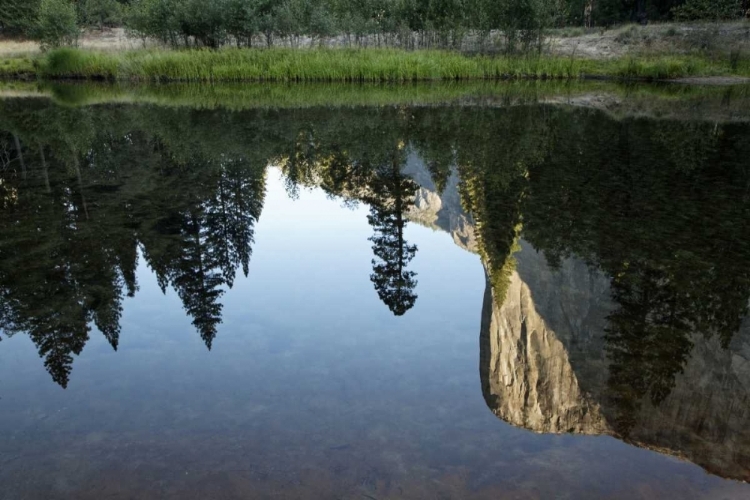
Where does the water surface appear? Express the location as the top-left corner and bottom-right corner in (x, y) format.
(1, 89), (749, 499)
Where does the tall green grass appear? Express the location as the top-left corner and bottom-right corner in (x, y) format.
(36, 47), (750, 83)
(0, 56), (36, 79)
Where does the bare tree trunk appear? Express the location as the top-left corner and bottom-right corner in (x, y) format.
(584, 0), (594, 28)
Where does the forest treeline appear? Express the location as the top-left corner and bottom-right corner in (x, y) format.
(1, 0), (748, 51)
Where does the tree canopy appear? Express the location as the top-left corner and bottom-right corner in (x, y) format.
(2, 0), (747, 50)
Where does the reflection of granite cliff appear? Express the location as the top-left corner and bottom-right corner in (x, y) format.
(480, 240), (750, 481)
(403, 153), (750, 481)
(403, 152), (477, 253)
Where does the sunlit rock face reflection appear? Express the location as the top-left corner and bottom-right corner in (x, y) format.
(403, 153), (477, 254)
(479, 240), (750, 481)
(479, 245), (610, 435)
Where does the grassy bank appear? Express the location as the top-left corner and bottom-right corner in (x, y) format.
(1, 47), (749, 83)
(0, 55), (36, 79)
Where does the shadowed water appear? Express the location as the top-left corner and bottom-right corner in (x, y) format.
(1, 90), (749, 499)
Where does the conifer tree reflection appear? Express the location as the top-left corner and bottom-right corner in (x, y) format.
(140, 154), (266, 351)
(0, 135), (129, 387)
(453, 106), (548, 307)
(603, 268), (696, 435)
(273, 116), (421, 316)
(0, 115), (267, 384)
(364, 145), (419, 316)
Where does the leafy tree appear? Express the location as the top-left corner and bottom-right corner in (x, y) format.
(77, 0), (125, 29)
(0, 0), (41, 36)
(175, 0), (229, 48)
(308, 0), (338, 45)
(34, 0), (80, 50)
(494, 0), (557, 53)
(226, 0), (260, 46)
(125, 0), (180, 46)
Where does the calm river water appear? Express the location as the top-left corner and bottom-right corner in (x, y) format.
(1, 85), (749, 499)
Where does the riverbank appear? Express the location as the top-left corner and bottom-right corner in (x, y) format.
(1, 47), (749, 83)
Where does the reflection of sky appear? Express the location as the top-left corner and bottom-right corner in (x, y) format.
(0, 170), (747, 499)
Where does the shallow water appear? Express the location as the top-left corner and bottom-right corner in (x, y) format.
(1, 91), (749, 499)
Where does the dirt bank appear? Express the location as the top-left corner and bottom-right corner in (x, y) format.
(549, 21), (750, 59)
(0, 28), (151, 58)
(2, 22), (749, 60)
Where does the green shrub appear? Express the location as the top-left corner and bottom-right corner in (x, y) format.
(615, 25), (640, 45)
(225, 0), (260, 47)
(33, 0), (80, 51)
(42, 47), (120, 78)
(125, 0), (181, 46)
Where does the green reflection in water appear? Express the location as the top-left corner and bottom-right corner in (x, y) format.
(1, 92), (749, 483)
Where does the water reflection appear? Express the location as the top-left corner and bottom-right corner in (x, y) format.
(0, 131), (267, 384)
(467, 109), (750, 481)
(1, 97), (750, 485)
(0, 101), (430, 386)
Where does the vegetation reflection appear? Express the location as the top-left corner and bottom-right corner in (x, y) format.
(0, 97), (749, 401)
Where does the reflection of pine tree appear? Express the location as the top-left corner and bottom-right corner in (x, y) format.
(0, 147), (130, 387)
(0, 124), (269, 383)
(143, 155), (266, 350)
(26, 296), (90, 388)
(12, 241), (94, 388)
(427, 160), (452, 195)
(90, 270), (126, 351)
(115, 237), (139, 299)
(173, 209), (225, 350)
(365, 148), (419, 316)
(205, 159), (266, 285)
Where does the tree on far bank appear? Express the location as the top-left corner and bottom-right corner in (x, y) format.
(34, 0), (80, 50)
(0, 0), (41, 36)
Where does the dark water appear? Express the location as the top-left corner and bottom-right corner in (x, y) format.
(1, 93), (749, 499)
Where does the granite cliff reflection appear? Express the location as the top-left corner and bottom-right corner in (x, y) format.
(469, 111), (750, 481)
(1, 99), (750, 483)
